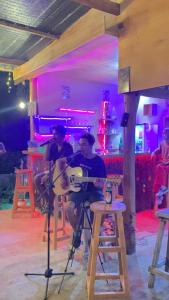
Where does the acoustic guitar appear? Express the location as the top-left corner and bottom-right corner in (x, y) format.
(53, 162), (123, 196)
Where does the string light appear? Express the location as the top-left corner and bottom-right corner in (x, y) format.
(6, 72), (13, 93)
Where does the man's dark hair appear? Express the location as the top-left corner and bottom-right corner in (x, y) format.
(51, 125), (66, 136)
(80, 133), (95, 146)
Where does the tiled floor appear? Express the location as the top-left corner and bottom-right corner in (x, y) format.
(0, 209), (169, 300)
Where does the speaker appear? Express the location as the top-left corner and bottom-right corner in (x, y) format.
(121, 112), (130, 127)
(143, 104), (157, 116)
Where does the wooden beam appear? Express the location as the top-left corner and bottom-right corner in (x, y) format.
(72, 0), (120, 15)
(108, 0), (169, 91)
(13, 9), (107, 84)
(0, 57), (25, 66)
(140, 87), (169, 100)
(0, 64), (16, 72)
(0, 18), (59, 40)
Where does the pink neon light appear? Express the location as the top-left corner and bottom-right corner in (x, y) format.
(34, 133), (71, 142)
(38, 116), (71, 120)
(41, 134), (71, 138)
(58, 108), (95, 114)
(65, 126), (90, 129)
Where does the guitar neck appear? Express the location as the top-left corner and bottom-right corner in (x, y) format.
(76, 177), (110, 183)
(75, 176), (122, 185)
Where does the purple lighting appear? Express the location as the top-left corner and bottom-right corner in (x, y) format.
(58, 108), (95, 115)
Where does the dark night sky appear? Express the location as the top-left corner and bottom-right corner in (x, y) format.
(0, 71), (30, 151)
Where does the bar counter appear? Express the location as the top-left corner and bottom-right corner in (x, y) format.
(103, 153), (155, 212)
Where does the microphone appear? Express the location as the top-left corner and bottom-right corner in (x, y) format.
(40, 139), (54, 147)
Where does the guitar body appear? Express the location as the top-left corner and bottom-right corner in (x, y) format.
(53, 164), (84, 195)
(53, 161), (123, 196)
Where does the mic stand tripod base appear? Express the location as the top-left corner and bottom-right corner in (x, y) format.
(25, 268), (74, 300)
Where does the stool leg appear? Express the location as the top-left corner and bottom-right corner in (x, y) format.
(165, 229), (169, 272)
(29, 190), (35, 217)
(54, 196), (59, 250)
(87, 213), (96, 277)
(167, 176), (169, 208)
(61, 196), (66, 234)
(87, 213), (101, 300)
(116, 213), (130, 297)
(148, 219), (166, 288)
(42, 214), (48, 242)
(44, 214), (48, 232)
(12, 191), (18, 217)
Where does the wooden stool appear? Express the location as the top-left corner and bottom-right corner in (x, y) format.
(86, 201), (129, 300)
(12, 169), (35, 217)
(43, 195), (67, 249)
(148, 208), (169, 288)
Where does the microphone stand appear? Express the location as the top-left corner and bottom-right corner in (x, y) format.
(25, 160), (74, 300)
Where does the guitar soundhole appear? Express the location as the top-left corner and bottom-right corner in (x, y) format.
(70, 175), (80, 187)
(70, 175), (76, 184)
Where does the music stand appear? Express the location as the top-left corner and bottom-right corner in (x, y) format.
(25, 160), (74, 300)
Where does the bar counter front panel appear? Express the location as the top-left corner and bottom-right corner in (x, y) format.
(103, 153), (155, 212)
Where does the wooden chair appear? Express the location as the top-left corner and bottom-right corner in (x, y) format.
(12, 169), (35, 217)
(86, 201), (129, 300)
(148, 208), (169, 288)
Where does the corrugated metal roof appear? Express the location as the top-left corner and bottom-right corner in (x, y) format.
(0, 0), (89, 62)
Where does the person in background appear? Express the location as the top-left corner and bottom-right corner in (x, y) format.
(152, 128), (169, 205)
(34, 125), (73, 213)
(60, 133), (106, 264)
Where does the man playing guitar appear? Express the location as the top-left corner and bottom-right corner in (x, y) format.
(66, 133), (106, 226)
(58, 133), (107, 261)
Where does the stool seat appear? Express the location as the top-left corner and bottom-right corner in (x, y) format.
(86, 200), (129, 300)
(156, 208), (169, 219)
(90, 201), (126, 214)
(148, 208), (169, 288)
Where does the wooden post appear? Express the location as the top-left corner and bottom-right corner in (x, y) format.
(29, 78), (38, 141)
(123, 92), (140, 254)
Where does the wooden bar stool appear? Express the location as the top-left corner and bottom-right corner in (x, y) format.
(43, 195), (67, 249)
(148, 208), (169, 288)
(86, 201), (129, 300)
(12, 169), (35, 217)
